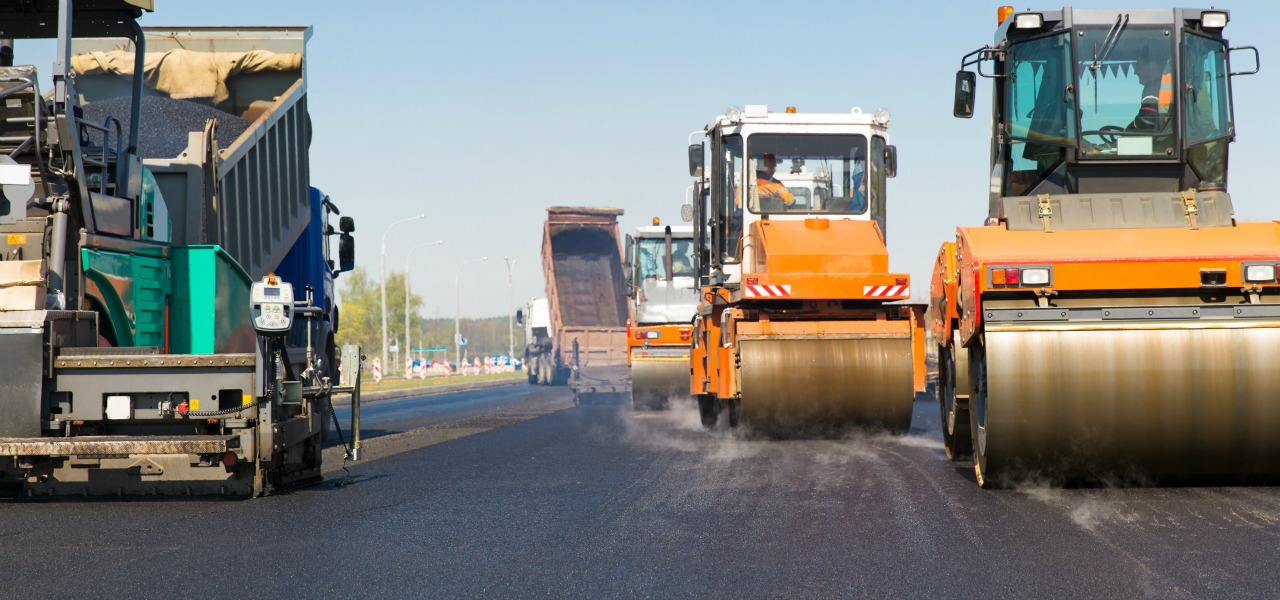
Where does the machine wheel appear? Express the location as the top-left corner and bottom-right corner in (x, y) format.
(968, 339), (1001, 489)
(939, 341), (972, 461)
(698, 395), (719, 429)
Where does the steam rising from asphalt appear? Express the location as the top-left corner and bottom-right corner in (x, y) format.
(1018, 483), (1141, 530)
(618, 394), (943, 464)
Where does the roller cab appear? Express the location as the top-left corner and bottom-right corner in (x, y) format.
(936, 6), (1275, 486)
(687, 105), (924, 436)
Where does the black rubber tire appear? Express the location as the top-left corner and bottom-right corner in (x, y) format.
(727, 398), (740, 428)
(939, 343), (972, 461)
(969, 340), (1002, 489)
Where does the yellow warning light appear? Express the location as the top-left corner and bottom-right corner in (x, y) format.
(997, 6), (1014, 24)
(652, 217), (660, 226)
(785, 106), (797, 114)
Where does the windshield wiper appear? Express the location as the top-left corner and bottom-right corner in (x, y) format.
(1087, 13), (1129, 112)
(1091, 13), (1129, 74)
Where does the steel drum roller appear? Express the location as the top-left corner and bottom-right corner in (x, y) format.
(631, 357), (690, 410)
(738, 337), (914, 434)
(976, 322), (1280, 484)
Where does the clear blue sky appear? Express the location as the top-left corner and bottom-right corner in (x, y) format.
(52, 2), (1280, 317)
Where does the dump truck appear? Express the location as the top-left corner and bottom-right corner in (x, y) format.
(0, 3), (356, 497)
(539, 207), (631, 402)
(624, 219), (698, 410)
(933, 6), (1275, 487)
(687, 105), (926, 435)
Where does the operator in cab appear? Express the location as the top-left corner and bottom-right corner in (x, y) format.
(1129, 47), (1173, 132)
(755, 153), (795, 209)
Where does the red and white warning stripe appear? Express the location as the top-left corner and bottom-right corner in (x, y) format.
(744, 284), (792, 298)
(863, 285), (910, 297)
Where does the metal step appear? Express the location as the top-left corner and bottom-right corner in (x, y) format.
(60, 346), (163, 357)
(0, 435), (233, 456)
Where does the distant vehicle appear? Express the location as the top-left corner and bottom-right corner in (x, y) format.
(537, 207), (631, 402)
(624, 219), (698, 410)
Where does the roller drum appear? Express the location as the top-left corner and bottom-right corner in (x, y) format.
(976, 322), (1280, 485)
(738, 337), (914, 435)
(631, 357), (690, 410)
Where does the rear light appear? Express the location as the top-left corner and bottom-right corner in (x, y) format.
(634, 330), (659, 340)
(1021, 268), (1050, 286)
(222, 452), (237, 469)
(988, 265), (1052, 288)
(645, 331), (659, 339)
(1244, 264), (1277, 283)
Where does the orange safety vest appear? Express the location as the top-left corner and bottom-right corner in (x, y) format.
(1136, 71), (1173, 128)
(756, 176), (795, 205)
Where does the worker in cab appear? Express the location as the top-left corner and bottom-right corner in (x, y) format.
(671, 240), (695, 278)
(1129, 49), (1173, 132)
(755, 153), (795, 210)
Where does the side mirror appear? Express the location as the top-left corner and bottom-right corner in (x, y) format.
(1228, 45), (1260, 76)
(623, 234), (636, 294)
(680, 203), (693, 222)
(339, 216), (355, 233)
(516, 309), (524, 326)
(884, 145), (898, 178)
(687, 143), (704, 177)
(954, 70), (976, 118)
(338, 233), (355, 273)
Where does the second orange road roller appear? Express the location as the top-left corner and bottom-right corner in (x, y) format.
(934, 6), (1279, 486)
(686, 105), (926, 436)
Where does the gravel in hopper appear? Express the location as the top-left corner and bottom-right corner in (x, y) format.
(81, 95), (251, 159)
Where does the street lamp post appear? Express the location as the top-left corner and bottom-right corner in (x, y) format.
(382, 213), (426, 376)
(405, 240), (444, 375)
(454, 256), (488, 371)
(504, 256), (515, 364)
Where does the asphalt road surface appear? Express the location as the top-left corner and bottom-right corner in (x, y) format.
(2, 384), (1279, 599)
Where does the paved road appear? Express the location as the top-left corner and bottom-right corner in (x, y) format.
(326, 381), (550, 443)
(2, 386), (1279, 598)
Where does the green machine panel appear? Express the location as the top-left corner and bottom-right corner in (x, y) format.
(82, 248), (170, 347)
(171, 245), (254, 354)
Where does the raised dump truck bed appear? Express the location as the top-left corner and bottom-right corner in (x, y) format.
(540, 207), (631, 400)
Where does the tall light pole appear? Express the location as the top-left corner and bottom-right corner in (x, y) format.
(504, 256), (515, 363)
(382, 213), (426, 375)
(455, 256), (488, 370)
(405, 239), (444, 373)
